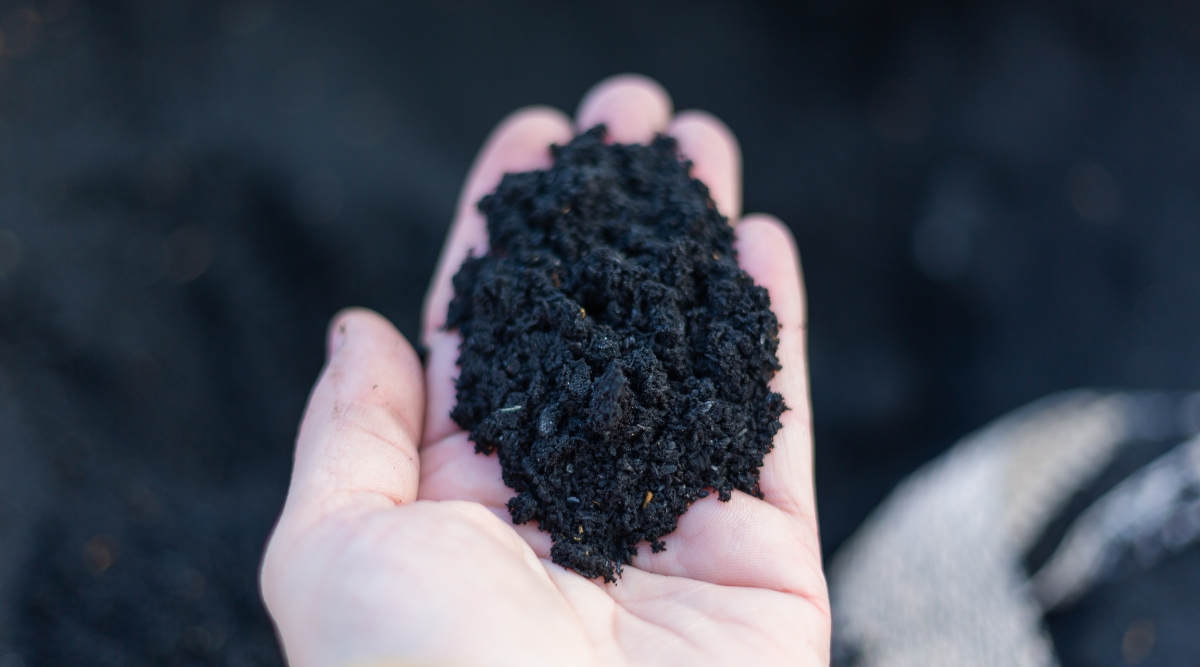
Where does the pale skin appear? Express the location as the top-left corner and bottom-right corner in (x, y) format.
(260, 75), (830, 667)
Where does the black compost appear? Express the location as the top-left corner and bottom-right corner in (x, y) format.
(447, 126), (785, 582)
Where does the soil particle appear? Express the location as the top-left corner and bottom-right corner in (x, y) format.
(447, 126), (785, 582)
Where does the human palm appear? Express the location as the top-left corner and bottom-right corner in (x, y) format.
(261, 76), (829, 667)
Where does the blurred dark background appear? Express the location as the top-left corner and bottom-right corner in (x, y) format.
(0, 0), (1198, 664)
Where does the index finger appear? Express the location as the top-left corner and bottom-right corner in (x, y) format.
(421, 107), (574, 343)
(421, 108), (574, 446)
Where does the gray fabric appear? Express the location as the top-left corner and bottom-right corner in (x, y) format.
(830, 392), (1136, 667)
(1032, 432), (1200, 610)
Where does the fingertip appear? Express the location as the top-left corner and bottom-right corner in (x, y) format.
(322, 308), (425, 433)
(576, 73), (674, 144)
(327, 307), (388, 360)
(735, 214), (806, 328)
(739, 213), (794, 242)
(737, 214), (801, 264)
(496, 104), (574, 130)
(327, 311), (350, 361)
(458, 105), (575, 221)
(669, 110), (743, 220)
(474, 106), (572, 168)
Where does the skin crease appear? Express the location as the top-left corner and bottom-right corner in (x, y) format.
(260, 75), (830, 667)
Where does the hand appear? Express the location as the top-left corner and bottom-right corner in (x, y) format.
(261, 75), (829, 667)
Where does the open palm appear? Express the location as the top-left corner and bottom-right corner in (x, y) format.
(262, 76), (829, 667)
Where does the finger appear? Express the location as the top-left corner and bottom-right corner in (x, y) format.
(669, 110), (743, 220)
(283, 309), (426, 528)
(734, 215), (815, 528)
(421, 108), (574, 446)
(575, 73), (673, 144)
(421, 107), (574, 344)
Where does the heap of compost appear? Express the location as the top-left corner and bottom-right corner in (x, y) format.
(447, 126), (785, 582)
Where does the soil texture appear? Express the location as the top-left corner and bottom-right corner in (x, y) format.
(447, 126), (785, 581)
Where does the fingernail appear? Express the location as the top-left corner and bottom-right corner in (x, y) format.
(327, 320), (348, 360)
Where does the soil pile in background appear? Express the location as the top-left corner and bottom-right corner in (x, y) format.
(448, 126), (785, 581)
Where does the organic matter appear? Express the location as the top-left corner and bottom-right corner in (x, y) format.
(448, 126), (784, 581)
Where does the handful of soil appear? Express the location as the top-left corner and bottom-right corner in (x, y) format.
(447, 126), (785, 582)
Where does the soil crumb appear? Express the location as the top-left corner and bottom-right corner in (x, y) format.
(447, 126), (784, 582)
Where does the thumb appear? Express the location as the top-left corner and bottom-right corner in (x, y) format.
(281, 308), (425, 530)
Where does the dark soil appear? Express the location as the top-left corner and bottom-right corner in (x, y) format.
(447, 126), (785, 581)
(7, 3), (1198, 664)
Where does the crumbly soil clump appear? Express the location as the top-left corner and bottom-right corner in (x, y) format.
(447, 126), (784, 582)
